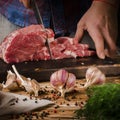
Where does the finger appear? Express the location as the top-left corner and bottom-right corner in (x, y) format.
(74, 23), (84, 44)
(104, 48), (110, 57)
(88, 28), (105, 59)
(103, 30), (117, 56)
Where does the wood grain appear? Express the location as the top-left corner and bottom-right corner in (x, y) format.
(0, 56), (120, 83)
(2, 76), (120, 120)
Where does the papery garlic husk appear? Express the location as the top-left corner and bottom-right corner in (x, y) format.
(5, 82), (20, 91)
(12, 65), (41, 96)
(6, 70), (16, 85)
(24, 79), (41, 96)
(84, 66), (106, 88)
(3, 70), (16, 87)
(2, 70), (20, 91)
(50, 69), (76, 97)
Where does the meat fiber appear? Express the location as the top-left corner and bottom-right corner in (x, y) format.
(0, 25), (54, 63)
(51, 37), (95, 59)
(0, 25), (95, 63)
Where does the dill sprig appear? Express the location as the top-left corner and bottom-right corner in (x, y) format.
(75, 83), (120, 120)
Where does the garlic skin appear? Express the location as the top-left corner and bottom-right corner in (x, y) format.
(2, 70), (20, 91)
(84, 66), (106, 88)
(6, 70), (16, 86)
(12, 65), (41, 96)
(50, 69), (76, 97)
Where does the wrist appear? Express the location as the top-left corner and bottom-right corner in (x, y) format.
(92, 0), (119, 9)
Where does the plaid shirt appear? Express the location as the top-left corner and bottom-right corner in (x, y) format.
(0, 0), (37, 27)
(0, 0), (91, 36)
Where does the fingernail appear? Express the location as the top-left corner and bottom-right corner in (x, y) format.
(99, 53), (105, 59)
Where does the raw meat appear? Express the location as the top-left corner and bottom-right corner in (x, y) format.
(0, 25), (54, 63)
(50, 37), (95, 59)
(0, 25), (95, 63)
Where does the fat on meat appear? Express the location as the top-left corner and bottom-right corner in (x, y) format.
(0, 25), (95, 63)
(0, 25), (54, 63)
(50, 37), (95, 59)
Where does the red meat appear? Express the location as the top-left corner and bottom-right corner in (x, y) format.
(0, 25), (54, 63)
(50, 37), (95, 59)
(0, 25), (95, 63)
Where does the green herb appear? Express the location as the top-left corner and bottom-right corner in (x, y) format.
(75, 83), (120, 120)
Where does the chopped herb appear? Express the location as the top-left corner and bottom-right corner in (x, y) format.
(75, 83), (120, 120)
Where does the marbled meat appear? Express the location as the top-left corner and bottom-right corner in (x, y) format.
(0, 25), (95, 63)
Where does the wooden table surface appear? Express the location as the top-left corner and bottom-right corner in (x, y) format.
(1, 76), (120, 120)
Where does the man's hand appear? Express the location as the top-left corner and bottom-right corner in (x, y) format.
(74, 1), (118, 59)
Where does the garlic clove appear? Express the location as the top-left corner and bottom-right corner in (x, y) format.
(65, 73), (76, 92)
(2, 70), (20, 91)
(91, 70), (106, 85)
(50, 71), (58, 87)
(50, 69), (69, 88)
(3, 70), (16, 88)
(61, 73), (76, 98)
(85, 66), (98, 82)
(57, 69), (69, 84)
(50, 69), (76, 97)
(12, 65), (41, 96)
(84, 66), (106, 88)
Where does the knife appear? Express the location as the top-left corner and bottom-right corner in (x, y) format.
(30, 0), (53, 59)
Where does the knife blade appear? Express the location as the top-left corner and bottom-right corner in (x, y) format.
(30, 0), (53, 59)
(29, 0), (43, 25)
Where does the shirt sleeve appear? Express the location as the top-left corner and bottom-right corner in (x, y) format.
(0, 0), (37, 27)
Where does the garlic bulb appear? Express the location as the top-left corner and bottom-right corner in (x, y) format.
(84, 66), (106, 88)
(12, 65), (41, 96)
(6, 70), (16, 85)
(50, 69), (76, 97)
(2, 70), (20, 91)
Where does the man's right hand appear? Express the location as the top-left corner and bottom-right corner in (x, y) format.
(74, 0), (119, 59)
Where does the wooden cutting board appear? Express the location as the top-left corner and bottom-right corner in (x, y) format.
(1, 76), (120, 120)
(0, 55), (120, 82)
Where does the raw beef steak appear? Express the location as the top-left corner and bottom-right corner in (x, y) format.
(0, 25), (95, 63)
(0, 25), (54, 63)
